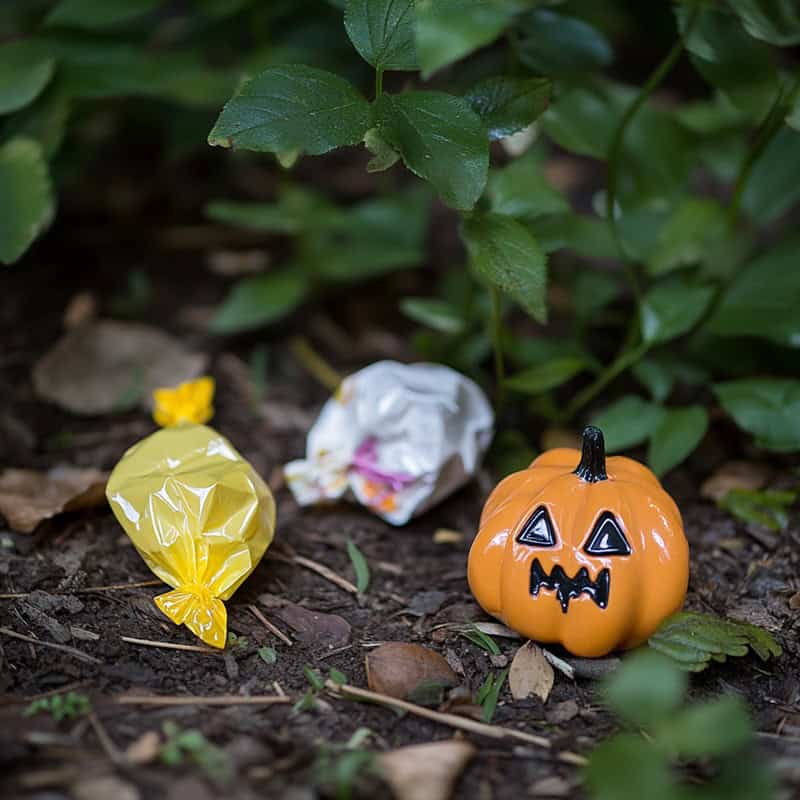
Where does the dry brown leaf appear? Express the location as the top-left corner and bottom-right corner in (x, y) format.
(366, 642), (458, 699)
(433, 529), (464, 544)
(273, 603), (351, 649)
(379, 740), (475, 800)
(0, 466), (107, 533)
(32, 320), (207, 415)
(541, 427), (581, 452)
(509, 641), (555, 703)
(700, 461), (770, 502)
(546, 699), (579, 725)
(125, 731), (161, 765)
(789, 592), (800, 611)
(72, 775), (140, 800)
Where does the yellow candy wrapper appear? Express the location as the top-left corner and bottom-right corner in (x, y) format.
(106, 423), (275, 648)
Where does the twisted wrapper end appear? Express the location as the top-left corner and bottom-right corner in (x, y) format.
(155, 584), (228, 648)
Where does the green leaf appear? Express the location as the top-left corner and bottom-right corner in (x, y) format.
(374, 91), (488, 210)
(656, 696), (752, 758)
(677, 5), (778, 116)
(210, 270), (308, 333)
(344, 0), (417, 71)
(646, 406), (708, 476)
(415, 0), (522, 78)
(640, 282), (714, 345)
(0, 41), (55, 115)
(646, 198), (727, 276)
(400, 298), (466, 334)
(465, 76), (550, 141)
(525, 212), (617, 259)
(632, 359), (673, 403)
(715, 378), (800, 452)
(708, 235), (800, 348)
(363, 127), (400, 172)
(0, 138), (54, 265)
(513, 8), (613, 77)
(46, 0), (160, 29)
(649, 611), (782, 672)
(585, 733), (676, 800)
(462, 212), (547, 323)
(487, 152), (569, 219)
(505, 357), (585, 395)
(590, 396), (664, 452)
(719, 488), (796, 531)
(258, 646), (277, 664)
(209, 65), (371, 156)
(304, 664), (325, 691)
(329, 667), (347, 686)
(480, 667), (508, 723)
(741, 127), (800, 224)
(488, 430), (536, 478)
(572, 269), (619, 321)
(460, 624), (500, 655)
(729, 0), (800, 46)
(0, 84), (71, 159)
(604, 650), (687, 727)
(346, 539), (370, 594)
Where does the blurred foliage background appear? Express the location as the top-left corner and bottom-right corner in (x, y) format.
(3, 0), (800, 478)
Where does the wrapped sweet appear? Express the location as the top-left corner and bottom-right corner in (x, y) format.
(106, 379), (275, 647)
(284, 361), (494, 525)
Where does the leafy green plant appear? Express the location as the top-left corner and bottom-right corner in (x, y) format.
(648, 611), (782, 672)
(475, 667), (509, 722)
(459, 623), (501, 656)
(22, 691), (91, 721)
(719, 487), (796, 531)
(586, 649), (776, 799)
(203, 0), (800, 477)
(160, 720), (234, 785)
(346, 538), (370, 594)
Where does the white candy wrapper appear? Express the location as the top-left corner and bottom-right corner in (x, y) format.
(284, 361), (494, 525)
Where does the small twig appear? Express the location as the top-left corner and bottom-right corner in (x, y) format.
(326, 680), (585, 766)
(0, 580), (162, 600)
(116, 693), (291, 707)
(269, 552), (358, 595)
(120, 636), (217, 654)
(248, 604), (292, 646)
(88, 711), (124, 765)
(0, 627), (101, 665)
(288, 336), (342, 392)
(273, 681), (287, 697)
(318, 644), (353, 660)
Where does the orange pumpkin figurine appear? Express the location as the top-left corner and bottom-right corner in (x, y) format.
(468, 426), (688, 657)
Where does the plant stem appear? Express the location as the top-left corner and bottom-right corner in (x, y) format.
(375, 68), (383, 99)
(490, 287), (506, 407)
(605, 1), (701, 300)
(727, 75), (800, 227)
(560, 340), (649, 422)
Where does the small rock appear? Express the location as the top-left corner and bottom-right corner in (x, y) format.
(407, 591), (448, 616)
(530, 775), (571, 797)
(546, 699), (579, 725)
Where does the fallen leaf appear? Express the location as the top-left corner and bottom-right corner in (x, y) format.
(546, 699), (579, 725)
(789, 592), (800, 610)
(366, 642), (458, 700)
(72, 775), (140, 800)
(63, 291), (97, 329)
(541, 427), (581, 451)
(433, 529), (464, 544)
(407, 590), (448, 616)
(0, 466), (107, 533)
(700, 461), (770, 503)
(530, 775), (571, 797)
(125, 731), (161, 765)
(273, 603), (351, 649)
(32, 320), (208, 415)
(379, 740), (474, 800)
(509, 641), (555, 703)
(207, 249), (269, 277)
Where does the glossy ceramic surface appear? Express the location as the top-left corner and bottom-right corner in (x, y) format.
(467, 427), (688, 657)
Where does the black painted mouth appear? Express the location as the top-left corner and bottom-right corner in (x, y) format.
(530, 559), (610, 612)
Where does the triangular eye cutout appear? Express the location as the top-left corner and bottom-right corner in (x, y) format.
(584, 512), (631, 556)
(516, 506), (556, 548)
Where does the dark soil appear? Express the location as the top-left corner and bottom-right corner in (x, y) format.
(1, 161), (799, 800)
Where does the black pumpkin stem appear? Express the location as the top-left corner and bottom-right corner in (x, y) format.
(574, 426), (608, 483)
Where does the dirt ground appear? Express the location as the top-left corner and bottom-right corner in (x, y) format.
(1, 156), (799, 800)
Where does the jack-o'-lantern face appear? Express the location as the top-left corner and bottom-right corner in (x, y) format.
(467, 427), (689, 658)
